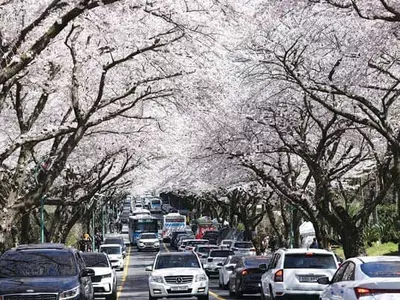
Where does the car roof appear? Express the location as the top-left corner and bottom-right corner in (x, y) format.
(81, 252), (108, 257)
(279, 248), (334, 254)
(15, 243), (67, 251)
(355, 256), (400, 263)
(158, 252), (196, 256)
(100, 244), (122, 248)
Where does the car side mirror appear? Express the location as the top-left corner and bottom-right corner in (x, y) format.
(207, 258), (213, 262)
(217, 262), (223, 266)
(145, 266), (153, 271)
(226, 266), (235, 271)
(317, 276), (330, 285)
(82, 268), (95, 277)
(259, 263), (268, 272)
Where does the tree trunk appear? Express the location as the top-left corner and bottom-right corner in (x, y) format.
(341, 225), (366, 258)
(20, 212), (32, 244)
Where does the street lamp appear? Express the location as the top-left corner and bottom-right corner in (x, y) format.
(40, 196), (46, 243)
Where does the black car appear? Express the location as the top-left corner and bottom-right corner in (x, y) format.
(202, 231), (220, 245)
(229, 255), (271, 298)
(0, 243), (95, 299)
(170, 231), (189, 249)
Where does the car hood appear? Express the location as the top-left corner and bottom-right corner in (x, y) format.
(107, 254), (123, 259)
(138, 239), (159, 243)
(90, 267), (114, 276)
(0, 276), (78, 294)
(151, 268), (205, 277)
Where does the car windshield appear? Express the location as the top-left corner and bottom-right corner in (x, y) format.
(101, 247), (121, 255)
(197, 247), (217, 255)
(140, 233), (157, 239)
(0, 251), (77, 277)
(234, 242), (253, 249)
(361, 261), (400, 277)
(155, 255), (200, 269)
(222, 241), (233, 245)
(82, 253), (109, 268)
(210, 251), (234, 258)
(284, 254), (337, 269)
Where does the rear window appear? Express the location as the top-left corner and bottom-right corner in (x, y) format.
(361, 261), (400, 277)
(82, 253), (109, 268)
(284, 253), (337, 269)
(203, 231), (219, 237)
(244, 257), (271, 267)
(104, 238), (123, 245)
(234, 242), (253, 248)
(210, 251), (234, 257)
(188, 240), (208, 246)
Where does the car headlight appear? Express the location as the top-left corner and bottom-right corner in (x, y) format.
(154, 242), (160, 246)
(59, 286), (80, 299)
(195, 274), (208, 282)
(102, 273), (112, 278)
(150, 275), (163, 283)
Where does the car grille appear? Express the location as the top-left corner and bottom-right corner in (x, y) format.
(4, 294), (57, 300)
(144, 242), (154, 246)
(164, 275), (193, 284)
(167, 288), (193, 294)
(92, 275), (102, 282)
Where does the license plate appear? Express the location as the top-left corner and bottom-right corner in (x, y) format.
(171, 286), (188, 291)
(299, 276), (319, 282)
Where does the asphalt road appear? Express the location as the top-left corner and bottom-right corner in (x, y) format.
(114, 243), (261, 300)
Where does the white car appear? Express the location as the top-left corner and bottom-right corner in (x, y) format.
(136, 232), (160, 252)
(218, 255), (242, 290)
(219, 239), (235, 249)
(82, 252), (117, 300)
(231, 241), (256, 256)
(204, 249), (235, 276)
(318, 256), (400, 300)
(146, 252), (209, 300)
(100, 244), (125, 271)
(261, 248), (339, 300)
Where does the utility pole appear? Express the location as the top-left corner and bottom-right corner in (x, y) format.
(92, 209), (95, 251)
(40, 197), (46, 243)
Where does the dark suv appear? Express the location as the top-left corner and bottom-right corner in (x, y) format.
(0, 243), (95, 299)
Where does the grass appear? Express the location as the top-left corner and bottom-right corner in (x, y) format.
(333, 242), (399, 259)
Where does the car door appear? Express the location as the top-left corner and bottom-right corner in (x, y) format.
(322, 262), (349, 300)
(264, 253), (281, 298)
(340, 262), (356, 299)
(77, 252), (93, 300)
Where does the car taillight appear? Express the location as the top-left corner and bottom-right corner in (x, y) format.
(354, 287), (400, 298)
(241, 269), (249, 276)
(274, 269), (283, 282)
(250, 248), (256, 251)
(354, 287), (372, 298)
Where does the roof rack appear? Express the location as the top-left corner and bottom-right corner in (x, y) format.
(16, 243), (66, 250)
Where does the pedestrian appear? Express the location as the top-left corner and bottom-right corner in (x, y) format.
(95, 231), (103, 251)
(310, 237), (319, 249)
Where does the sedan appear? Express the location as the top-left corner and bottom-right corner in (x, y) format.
(231, 241), (256, 256)
(229, 256), (271, 298)
(318, 256), (400, 300)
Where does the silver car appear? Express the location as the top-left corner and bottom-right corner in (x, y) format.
(195, 245), (220, 265)
(231, 241), (256, 256)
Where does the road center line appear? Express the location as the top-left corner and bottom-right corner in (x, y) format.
(116, 246), (131, 299)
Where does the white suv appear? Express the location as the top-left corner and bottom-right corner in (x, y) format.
(146, 252), (209, 300)
(261, 248), (339, 300)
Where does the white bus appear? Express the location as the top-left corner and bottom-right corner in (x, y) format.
(162, 213), (186, 241)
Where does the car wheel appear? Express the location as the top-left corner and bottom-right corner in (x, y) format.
(106, 290), (117, 300)
(236, 290), (243, 299)
(138, 248), (142, 252)
(149, 291), (157, 300)
(197, 294), (209, 300)
(223, 280), (229, 290)
(260, 290), (266, 300)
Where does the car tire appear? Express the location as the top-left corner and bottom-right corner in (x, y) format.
(229, 289), (235, 297)
(138, 248), (142, 252)
(149, 291), (157, 300)
(197, 293), (209, 300)
(106, 290), (117, 300)
(223, 280), (229, 290)
(236, 290), (243, 299)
